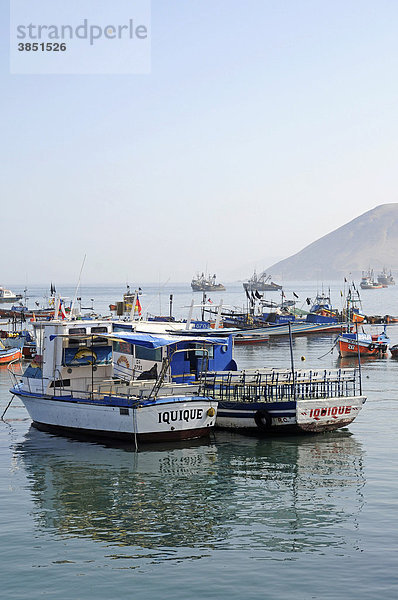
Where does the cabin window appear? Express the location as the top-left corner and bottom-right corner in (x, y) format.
(135, 346), (162, 362)
(89, 336), (109, 347)
(90, 326), (108, 334)
(113, 341), (132, 355)
(50, 379), (71, 388)
(69, 327), (87, 336)
(185, 345), (214, 360)
(68, 337), (88, 348)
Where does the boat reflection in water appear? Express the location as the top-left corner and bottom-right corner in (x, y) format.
(15, 428), (365, 561)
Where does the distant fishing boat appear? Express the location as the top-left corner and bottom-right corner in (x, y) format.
(360, 270), (384, 289)
(377, 268), (395, 286)
(243, 270), (282, 292)
(191, 273), (225, 292)
(0, 286), (22, 303)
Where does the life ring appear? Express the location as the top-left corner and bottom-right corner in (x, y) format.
(254, 409), (272, 431)
(207, 407), (216, 417)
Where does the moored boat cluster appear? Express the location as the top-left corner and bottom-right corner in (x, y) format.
(1, 274), (396, 448)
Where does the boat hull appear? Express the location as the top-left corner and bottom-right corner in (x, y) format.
(11, 392), (217, 443)
(0, 347), (22, 364)
(0, 295), (23, 303)
(216, 396), (365, 434)
(338, 338), (388, 357)
(191, 284), (225, 292)
(233, 333), (269, 345)
(243, 283), (282, 292)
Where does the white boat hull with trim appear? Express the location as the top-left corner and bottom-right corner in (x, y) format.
(13, 390), (217, 442)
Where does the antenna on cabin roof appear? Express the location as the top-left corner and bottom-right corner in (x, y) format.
(70, 254), (87, 319)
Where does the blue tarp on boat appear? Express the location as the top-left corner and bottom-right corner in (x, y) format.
(105, 332), (227, 349)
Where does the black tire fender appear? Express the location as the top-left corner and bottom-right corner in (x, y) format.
(254, 409), (272, 431)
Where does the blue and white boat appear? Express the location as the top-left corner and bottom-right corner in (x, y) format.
(8, 319), (232, 444)
(201, 366), (366, 434)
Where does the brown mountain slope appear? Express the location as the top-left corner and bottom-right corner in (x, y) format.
(267, 204), (398, 280)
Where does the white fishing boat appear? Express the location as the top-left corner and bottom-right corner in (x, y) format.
(8, 318), (229, 445)
(0, 286), (23, 303)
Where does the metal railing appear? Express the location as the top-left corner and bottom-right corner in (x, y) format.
(7, 361), (201, 404)
(199, 367), (360, 403)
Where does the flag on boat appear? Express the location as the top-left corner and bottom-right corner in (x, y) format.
(293, 292), (299, 299)
(60, 300), (67, 320)
(134, 297), (142, 317)
(207, 298), (213, 303)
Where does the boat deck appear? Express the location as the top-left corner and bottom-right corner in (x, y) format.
(200, 367), (360, 403)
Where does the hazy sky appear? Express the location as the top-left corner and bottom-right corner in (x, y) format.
(2, 1), (398, 285)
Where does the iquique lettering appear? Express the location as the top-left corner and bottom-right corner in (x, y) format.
(309, 406), (351, 420)
(158, 408), (203, 424)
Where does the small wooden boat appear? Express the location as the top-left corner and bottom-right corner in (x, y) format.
(0, 340), (22, 364)
(338, 327), (389, 358)
(203, 366), (366, 434)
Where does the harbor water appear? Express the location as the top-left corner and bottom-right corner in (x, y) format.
(1, 282), (398, 599)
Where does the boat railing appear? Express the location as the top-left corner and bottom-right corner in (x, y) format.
(90, 380), (200, 400)
(7, 359), (202, 402)
(199, 367), (360, 403)
(7, 360), (25, 389)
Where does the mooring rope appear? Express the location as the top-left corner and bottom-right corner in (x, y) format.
(317, 336), (339, 360)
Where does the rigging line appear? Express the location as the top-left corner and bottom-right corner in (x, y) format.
(139, 277), (171, 319)
(70, 254), (87, 319)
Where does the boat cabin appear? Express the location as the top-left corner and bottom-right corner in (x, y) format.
(20, 319), (236, 396)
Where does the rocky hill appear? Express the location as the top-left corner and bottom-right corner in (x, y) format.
(267, 204), (398, 280)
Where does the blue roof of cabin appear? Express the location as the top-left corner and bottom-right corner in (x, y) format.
(105, 332), (227, 349)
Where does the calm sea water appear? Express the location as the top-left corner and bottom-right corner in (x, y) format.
(1, 282), (398, 599)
